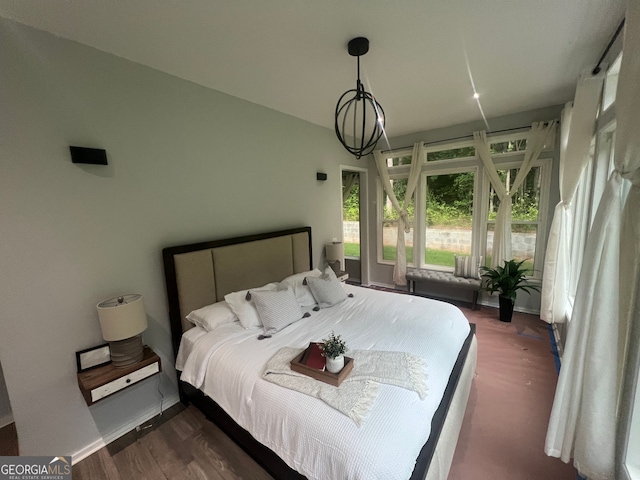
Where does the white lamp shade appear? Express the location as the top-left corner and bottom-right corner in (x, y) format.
(325, 243), (342, 262)
(97, 294), (147, 341)
(325, 243), (345, 270)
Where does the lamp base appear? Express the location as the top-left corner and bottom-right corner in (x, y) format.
(109, 335), (144, 368)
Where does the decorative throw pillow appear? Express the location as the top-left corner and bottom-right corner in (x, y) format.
(185, 300), (238, 331)
(224, 282), (279, 329)
(280, 268), (322, 307)
(251, 287), (306, 335)
(453, 255), (484, 279)
(306, 267), (347, 308)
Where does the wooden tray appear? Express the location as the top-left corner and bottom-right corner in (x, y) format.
(290, 350), (354, 386)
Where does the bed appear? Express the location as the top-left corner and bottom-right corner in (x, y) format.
(163, 226), (477, 480)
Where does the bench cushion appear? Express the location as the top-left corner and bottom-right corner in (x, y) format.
(406, 269), (481, 288)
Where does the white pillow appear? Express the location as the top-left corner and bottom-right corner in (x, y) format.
(251, 287), (306, 335)
(224, 282), (279, 329)
(453, 255), (484, 279)
(306, 267), (347, 308)
(280, 268), (322, 307)
(185, 300), (238, 331)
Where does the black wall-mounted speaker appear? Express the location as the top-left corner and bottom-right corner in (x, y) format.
(70, 146), (108, 165)
(316, 172), (327, 181)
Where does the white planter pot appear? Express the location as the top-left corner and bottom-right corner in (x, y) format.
(326, 355), (344, 373)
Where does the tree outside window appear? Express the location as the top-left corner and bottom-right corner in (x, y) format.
(424, 172), (475, 267)
(343, 182), (360, 258)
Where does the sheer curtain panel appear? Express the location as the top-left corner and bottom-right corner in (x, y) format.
(540, 73), (605, 324)
(616, 0), (640, 476)
(474, 122), (556, 267)
(374, 143), (424, 285)
(342, 173), (359, 203)
(546, 2), (640, 478)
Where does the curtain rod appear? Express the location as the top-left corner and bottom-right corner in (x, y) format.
(592, 18), (625, 75)
(380, 122), (550, 155)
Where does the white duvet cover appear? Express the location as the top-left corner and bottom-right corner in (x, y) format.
(179, 285), (470, 480)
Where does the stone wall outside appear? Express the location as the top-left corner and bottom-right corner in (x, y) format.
(343, 221), (536, 259)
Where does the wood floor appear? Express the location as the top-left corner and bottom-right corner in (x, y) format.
(0, 422), (19, 456)
(74, 300), (574, 479)
(73, 404), (273, 480)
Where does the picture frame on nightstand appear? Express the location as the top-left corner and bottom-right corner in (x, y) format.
(76, 343), (111, 372)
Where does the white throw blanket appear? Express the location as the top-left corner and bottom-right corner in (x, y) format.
(263, 346), (428, 425)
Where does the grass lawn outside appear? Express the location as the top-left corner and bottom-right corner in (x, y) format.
(345, 243), (455, 267)
(344, 243), (534, 271)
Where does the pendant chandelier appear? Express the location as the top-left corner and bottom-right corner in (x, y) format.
(335, 37), (386, 159)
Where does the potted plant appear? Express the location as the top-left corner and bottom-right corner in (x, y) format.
(479, 259), (540, 322)
(320, 331), (348, 373)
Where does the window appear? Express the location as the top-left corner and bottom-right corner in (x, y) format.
(424, 171), (475, 268)
(389, 155), (412, 166)
(484, 161), (550, 277)
(490, 132), (554, 155)
(427, 146), (475, 162)
(490, 139), (527, 154)
(342, 180), (360, 258)
(376, 133), (551, 281)
(627, 363), (640, 479)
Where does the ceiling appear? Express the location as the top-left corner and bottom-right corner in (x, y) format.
(0, 0), (625, 138)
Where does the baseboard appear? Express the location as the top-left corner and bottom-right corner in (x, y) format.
(514, 305), (540, 315)
(477, 300), (540, 316)
(369, 281), (403, 290)
(365, 283), (541, 315)
(72, 438), (106, 465)
(71, 393), (180, 465)
(551, 323), (564, 359)
(0, 413), (14, 429)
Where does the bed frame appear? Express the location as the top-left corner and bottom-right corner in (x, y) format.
(163, 226), (477, 480)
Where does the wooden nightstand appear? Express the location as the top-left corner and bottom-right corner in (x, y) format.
(335, 271), (349, 282)
(77, 346), (161, 406)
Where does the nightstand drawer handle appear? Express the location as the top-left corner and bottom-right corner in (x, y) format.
(126, 378), (131, 383)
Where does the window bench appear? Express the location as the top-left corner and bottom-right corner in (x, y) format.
(406, 269), (481, 310)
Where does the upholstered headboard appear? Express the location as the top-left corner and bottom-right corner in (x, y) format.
(163, 227), (312, 359)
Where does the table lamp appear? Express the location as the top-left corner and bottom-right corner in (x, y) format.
(97, 294), (147, 368)
(325, 242), (344, 273)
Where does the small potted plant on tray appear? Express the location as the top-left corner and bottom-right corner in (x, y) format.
(480, 259), (540, 323)
(320, 331), (348, 373)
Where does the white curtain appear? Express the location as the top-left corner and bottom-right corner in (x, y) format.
(342, 173), (359, 203)
(474, 122), (557, 267)
(374, 142), (424, 285)
(545, 2), (640, 478)
(567, 157), (594, 303)
(540, 73), (605, 324)
(616, 1), (640, 475)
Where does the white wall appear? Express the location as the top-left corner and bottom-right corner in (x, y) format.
(0, 362), (13, 428)
(0, 18), (356, 458)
